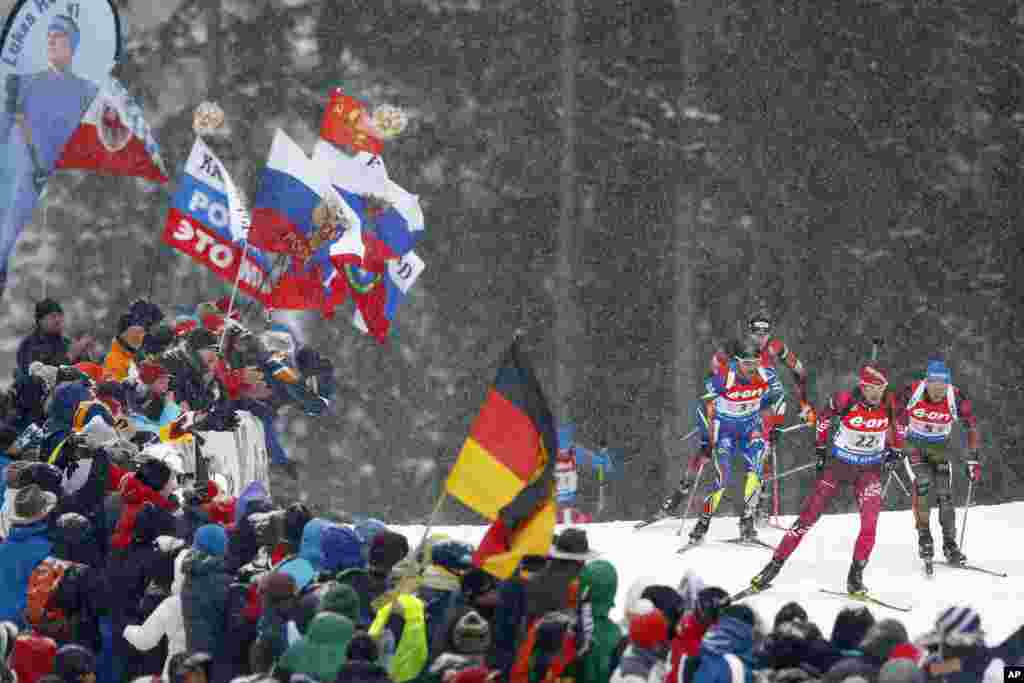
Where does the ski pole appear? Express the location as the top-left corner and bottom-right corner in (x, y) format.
(771, 440), (780, 525)
(778, 422), (811, 434)
(891, 469), (911, 497)
(959, 478), (974, 552)
(882, 467), (897, 498)
(870, 337), (884, 363)
(680, 427), (700, 442)
(760, 460), (817, 484)
(676, 460), (706, 537)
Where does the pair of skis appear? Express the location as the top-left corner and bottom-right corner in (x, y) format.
(728, 583), (913, 613)
(677, 536), (776, 555)
(924, 558), (1007, 578)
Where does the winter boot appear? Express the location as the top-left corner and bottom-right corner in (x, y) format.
(943, 537), (967, 566)
(917, 527), (935, 559)
(847, 559), (868, 595)
(689, 513), (711, 543)
(739, 515), (758, 542)
(751, 558), (784, 590)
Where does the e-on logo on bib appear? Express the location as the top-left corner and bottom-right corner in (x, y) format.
(848, 416), (888, 429)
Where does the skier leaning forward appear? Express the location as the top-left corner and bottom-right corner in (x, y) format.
(661, 311), (814, 522)
(750, 364), (902, 595)
(688, 339), (784, 544)
(894, 358), (980, 565)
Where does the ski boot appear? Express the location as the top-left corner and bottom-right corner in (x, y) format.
(943, 537), (967, 566)
(917, 528), (935, 559)
(739, 515), (758, 542)
(751, 558), (784, 590)
(660, 487), (686, 516)
(753, 491), (770, 528)
(847, 559), (868, 595)
(689, 513), (711, 543)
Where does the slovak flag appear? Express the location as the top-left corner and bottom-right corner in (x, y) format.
(56, 78), (168, 183)
(313, 139), (425, 271)
(351, 251), (426, 342)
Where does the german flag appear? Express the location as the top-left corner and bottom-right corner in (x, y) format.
(446, 341), (558, 578)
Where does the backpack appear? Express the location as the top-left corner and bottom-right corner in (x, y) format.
(24, 557), (82, 640)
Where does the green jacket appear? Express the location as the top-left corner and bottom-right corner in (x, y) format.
(276, 612), (354, 682)
(577, 561), (623, 683)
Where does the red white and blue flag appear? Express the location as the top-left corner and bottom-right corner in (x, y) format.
(249, 129), (363, 312)
(313, 128), (425, 270)
(162, 137), (273, 303)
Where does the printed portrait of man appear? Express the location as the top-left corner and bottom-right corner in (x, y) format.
(0, 14), (100, 291)
(14, 14), (100, 173)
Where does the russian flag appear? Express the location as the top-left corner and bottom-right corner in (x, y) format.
(56, 78), (168, 183)
(351, 250), (425, 342)
(250, 129), (363, 273)
(313, 139), (425, 269)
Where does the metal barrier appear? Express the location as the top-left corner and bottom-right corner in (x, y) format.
(147, 410), (272, 498)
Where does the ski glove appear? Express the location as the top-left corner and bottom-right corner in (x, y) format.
(815, 445), (827, 473)
(883, 448), (904, 466)
(965, 460), (982, 482)
(768, 427), (783, 446)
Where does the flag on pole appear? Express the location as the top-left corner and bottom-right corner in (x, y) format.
(446, 341), (557, 578)
(162, 137), (272, 303)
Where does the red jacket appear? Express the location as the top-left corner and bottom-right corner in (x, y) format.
(666, 612), (711, 683)
(109, 475), (178, 549)
(12, 633), (57, 683)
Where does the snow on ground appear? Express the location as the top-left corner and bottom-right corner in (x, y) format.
(396, 501), (1024, 645)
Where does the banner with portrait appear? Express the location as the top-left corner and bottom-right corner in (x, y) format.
(0, 0), (165, 282)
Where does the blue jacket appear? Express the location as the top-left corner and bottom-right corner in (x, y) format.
(693, 616), (755, 683)
(0, 455), (10, 518)
(0, 522), (53, 625)
(40, 382), (96, 457)
(277, 518), (328, 591)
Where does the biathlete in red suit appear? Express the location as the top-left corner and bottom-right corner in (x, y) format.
(749, 364), (902, 595)
(894, 358), (979, 564)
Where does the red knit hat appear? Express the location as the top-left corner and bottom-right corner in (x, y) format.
(139, 361), (168, 385)
(860, 365), (888, 387)
(12, 632), (57, 683)
(175, 319), (198, 337)
(629, 607), (669, 649)
(453, 666), (492, 683)
(202, 314), (225, 334)
(74, 362), (104, 384)
(888, 642), (922, 663)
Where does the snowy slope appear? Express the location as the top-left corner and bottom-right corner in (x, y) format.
(396, 501), (1024, 645)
